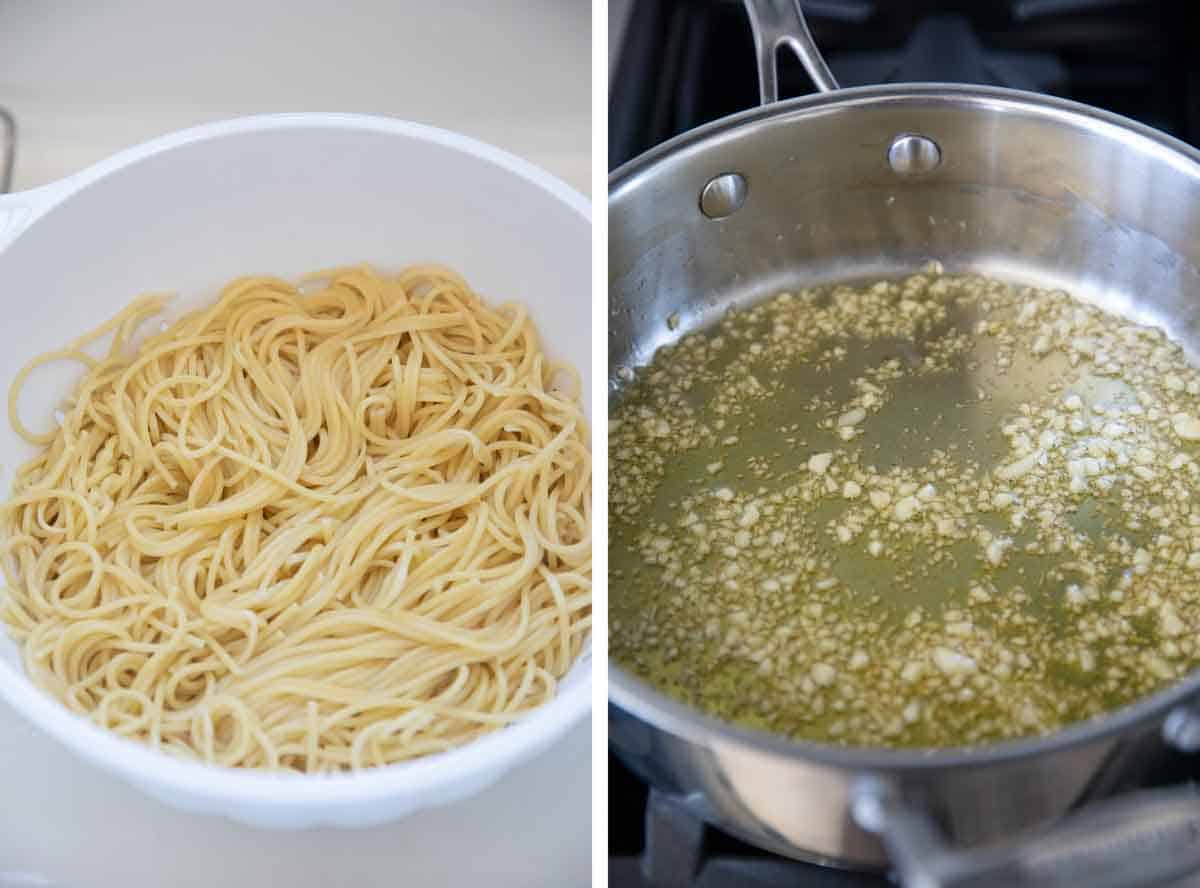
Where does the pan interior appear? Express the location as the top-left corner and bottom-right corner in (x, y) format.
(610, 263), (1200, 749)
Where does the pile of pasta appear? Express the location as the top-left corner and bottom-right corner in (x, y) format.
(0, 265), (590, 771)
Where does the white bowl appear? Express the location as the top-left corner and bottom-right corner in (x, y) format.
(0, 114), (592, 828)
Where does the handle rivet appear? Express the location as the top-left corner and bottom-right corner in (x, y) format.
(700, 172), (747, 220)
(888, 134), (942, 176)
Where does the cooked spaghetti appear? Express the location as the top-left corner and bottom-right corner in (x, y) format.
(0, 264), (590, 771)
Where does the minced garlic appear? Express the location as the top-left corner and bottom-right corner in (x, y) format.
(611, 269), (1200, 749)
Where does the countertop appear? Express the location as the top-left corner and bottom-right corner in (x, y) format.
(0, 3), (591, 887)
(0, 1), (590, 196)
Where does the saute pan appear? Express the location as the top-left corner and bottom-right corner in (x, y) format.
(609, 1), (1200, 884)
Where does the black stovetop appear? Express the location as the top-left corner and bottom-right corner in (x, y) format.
(610, 0), (1200, 170)
(610, 1), (1200, 885)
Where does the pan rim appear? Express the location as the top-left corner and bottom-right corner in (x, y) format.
(610, 82), (1200, 198)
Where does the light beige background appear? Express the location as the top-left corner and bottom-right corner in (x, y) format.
(3, 0), (589, 194)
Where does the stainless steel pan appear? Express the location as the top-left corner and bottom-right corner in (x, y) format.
(609, 2), (1200, 885)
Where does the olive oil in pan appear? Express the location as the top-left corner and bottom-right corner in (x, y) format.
(610, 268), (1200, 748)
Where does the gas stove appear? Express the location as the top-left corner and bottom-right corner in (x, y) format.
(609, 1), (1200, 885)
(609, 740), (1200, 887)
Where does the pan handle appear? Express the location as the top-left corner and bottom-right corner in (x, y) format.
(853, 777), (1200, 888)
(741, 0), (839, 104)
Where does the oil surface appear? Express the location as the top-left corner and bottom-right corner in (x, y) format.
(610, 269), (1200, 748)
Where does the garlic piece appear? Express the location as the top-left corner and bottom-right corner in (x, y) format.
(837, 407), (867, 428)
(932, 647), (977, 676)
(894, 496), (920, 521)
(811, 663), (837, 687)
(808, 452), (834, 475)
(1174, 414), (1200, 441)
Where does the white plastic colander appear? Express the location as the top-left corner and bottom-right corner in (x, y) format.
(0, 113), (591, 828)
